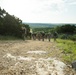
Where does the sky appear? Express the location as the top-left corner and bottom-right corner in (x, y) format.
(0, 0), (76, 23)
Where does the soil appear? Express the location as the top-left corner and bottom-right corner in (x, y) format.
(0, 40), (76, 75)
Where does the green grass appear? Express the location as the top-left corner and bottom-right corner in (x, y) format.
(0, 35), (21, 40)
(56, 39), (76, 64)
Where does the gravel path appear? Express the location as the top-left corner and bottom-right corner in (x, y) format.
(0, 40), (76, 75)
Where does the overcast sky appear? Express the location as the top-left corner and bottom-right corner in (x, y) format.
(0, 0), (76, 23)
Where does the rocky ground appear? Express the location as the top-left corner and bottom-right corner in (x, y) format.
(0, 40), (76, 75)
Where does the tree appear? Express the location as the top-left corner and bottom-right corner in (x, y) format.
(3, 13), (23, 37)
(0, 7), (31, 38)
(55, 24), (76, 34)
(0, 7), (6, 34)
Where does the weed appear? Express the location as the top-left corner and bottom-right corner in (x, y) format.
(57, 39), (76, 64)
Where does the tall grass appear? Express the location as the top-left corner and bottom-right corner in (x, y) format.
(0, 35), (21, 40)
(56, 39), (76, 64)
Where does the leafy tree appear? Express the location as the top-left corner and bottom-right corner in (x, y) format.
(0, 7), (6, 34)
(0, 7), (30, 38)
(3, 13), (23, 37)
(55, 24), (76, 34)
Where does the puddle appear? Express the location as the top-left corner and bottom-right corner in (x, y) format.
(27, 51), (46, 54)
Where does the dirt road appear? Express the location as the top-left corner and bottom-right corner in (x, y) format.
(0, 40), (75, 75)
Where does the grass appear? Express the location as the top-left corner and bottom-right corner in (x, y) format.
(0, 35), (21, 40)
(56, 39), (76, 64)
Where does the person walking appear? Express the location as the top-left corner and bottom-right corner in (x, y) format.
(53, 31), (58, 41)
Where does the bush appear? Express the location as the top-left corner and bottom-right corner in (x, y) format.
(58, 34), (68, 39)
(68, 35), (76, 41)
(58, 34), (76, 41)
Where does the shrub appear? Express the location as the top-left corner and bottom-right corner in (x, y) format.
(58, 34), (68, 39)
(68, 35), (76, 41)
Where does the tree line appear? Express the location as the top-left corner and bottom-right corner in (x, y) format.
(55, 24), (76, 34)
(0, 7), (30, 39)
(32, 24), (76, 40)
(32, 24), (76, 34)
(55, 24), (76, 40)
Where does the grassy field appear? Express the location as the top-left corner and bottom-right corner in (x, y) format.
(56, 39), (76, 64)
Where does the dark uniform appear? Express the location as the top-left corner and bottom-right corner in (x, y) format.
(32, 33), (36, 40)
(53, 31), (58, 41)
(21, 27), (26, 40)
(41, 32), (45, 41)
(47, 32), (52, 42)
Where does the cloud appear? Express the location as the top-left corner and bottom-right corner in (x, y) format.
(1, 0), (76, 23)
(68, 2), (76, 5)
(31, 0), (67, 14)
(65, 0), (76, 5)
(0, 0), (67, 14)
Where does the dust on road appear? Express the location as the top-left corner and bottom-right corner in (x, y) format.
(0, 40), (75, 75)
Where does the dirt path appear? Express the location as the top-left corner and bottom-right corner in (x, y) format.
(0, 40), (75, 75)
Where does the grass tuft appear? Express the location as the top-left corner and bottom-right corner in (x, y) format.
(56, 39), (76, 64)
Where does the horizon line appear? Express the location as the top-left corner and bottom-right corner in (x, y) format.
(23, 22), (76, 24)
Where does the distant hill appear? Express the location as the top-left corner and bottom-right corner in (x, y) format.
(23, 23), (76, 28)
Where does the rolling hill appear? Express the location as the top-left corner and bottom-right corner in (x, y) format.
(23, 23), (76, 28)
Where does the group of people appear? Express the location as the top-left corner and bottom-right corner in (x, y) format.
(31, 31), (58, 42)
(21, 26), (58, 41)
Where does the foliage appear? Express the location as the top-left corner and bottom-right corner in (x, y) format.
(58, 34), (68, 39)
(57, 39), (76, 64)
(32, 28), (53, 33)
(56, 24), (76, 41)
(3, 14), (22, 37)
(26, 23), (58, 28)
(0, 35), (21, 40)
(0, 7), (30, 39)
(22, 24), (30, 34)
(58, 34), (76, 41)
(68, 34), (76, 41)
(55, 24), (76, 34)
(32, 24), (76, 39)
